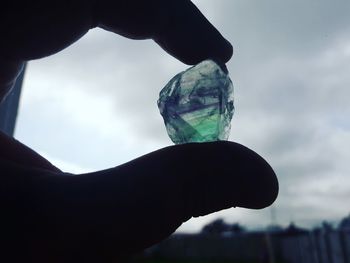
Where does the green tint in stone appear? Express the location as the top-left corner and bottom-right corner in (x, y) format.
(157, 60), (234, 144)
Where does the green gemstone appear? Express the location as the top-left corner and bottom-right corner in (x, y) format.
(158, 60), (234, 144)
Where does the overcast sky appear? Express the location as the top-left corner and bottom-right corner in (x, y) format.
(15, 0), (350, 232)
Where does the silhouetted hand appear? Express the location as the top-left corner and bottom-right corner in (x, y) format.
(0, 1), (278, 262)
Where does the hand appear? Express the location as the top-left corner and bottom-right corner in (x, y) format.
(0, 1), (278, 262)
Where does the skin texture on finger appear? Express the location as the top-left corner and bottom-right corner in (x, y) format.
(0, 141), (277, 262)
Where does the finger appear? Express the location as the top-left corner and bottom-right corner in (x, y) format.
(64, 142), (278, 256)
(0, 141), (278, 261)
(153, 0), (234, 65)
(95, 0), (233, 65)
(0, 131), (61, 172)
(0, 1), (93, 61)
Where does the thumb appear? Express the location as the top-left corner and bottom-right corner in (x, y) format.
(73, 142), (278, 255)
(0, 142), (277, 261)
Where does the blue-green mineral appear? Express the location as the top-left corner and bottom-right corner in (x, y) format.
(157, 60), (234, 144)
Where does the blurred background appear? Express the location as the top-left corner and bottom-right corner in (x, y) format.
(4, 0), (350, 262)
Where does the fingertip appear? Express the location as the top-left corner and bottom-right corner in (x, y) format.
(234, 142), (279, 209)
(222, 39), (234, 64)
(186, 141), (278, 211)
(165, 141), (278, 215)
(221, 141), (279, 209)
(262, 162), (279, 208)
(247, 157), (279, 209)
(153, 0), (233, 65)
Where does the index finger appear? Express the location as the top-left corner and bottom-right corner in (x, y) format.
(96, 0), (233, 65)
(153, 0), (233, 65)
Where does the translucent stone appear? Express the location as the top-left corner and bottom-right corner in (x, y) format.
(158, 60), (234, 144)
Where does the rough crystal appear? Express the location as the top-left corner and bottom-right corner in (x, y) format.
(157, 60), (234, 144)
